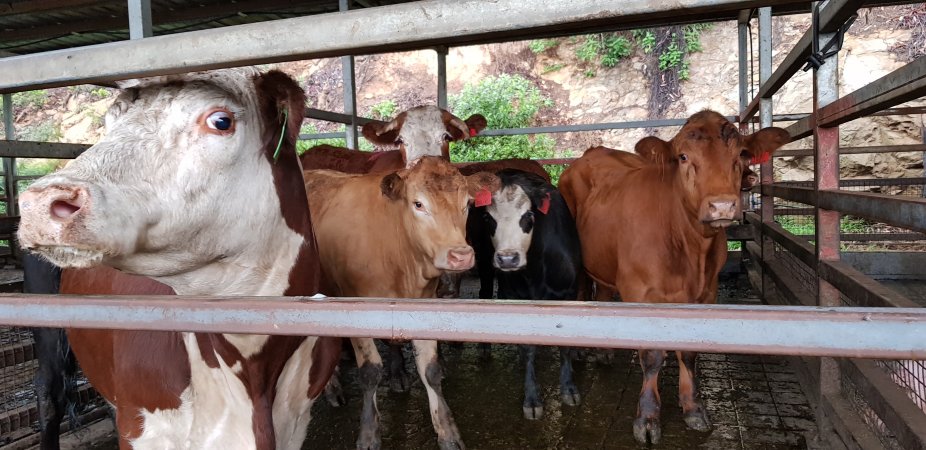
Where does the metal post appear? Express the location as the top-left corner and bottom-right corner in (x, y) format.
(437, 46), (448, 109)
(811, 3), (842, 397)
(2, 94), (15, 218)
(340, 0), (358, 149)
(127, 0), (153, 40)
(738, 17), (749, 117)
(758, 7), (775, 300)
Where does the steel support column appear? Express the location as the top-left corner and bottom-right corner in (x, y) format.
(758, 7), (775, 301)
(339, 0), (358, 149)
(2, 94), (15, 218)
(437, 46), (448, 109)
(127, 0), (153, 40)
(811, 4), (842, 399)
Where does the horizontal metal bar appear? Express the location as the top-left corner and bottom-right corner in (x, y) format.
(1, 294), (926, 358)
(0, 0), (808, 93)
(819, 190), (926, 234)
(304, 108), (377, 127)
(755, 212), (817, 267)
(740, 0), (865, 122)
(299, 132), (346, 140)
(819, 260), (920, 308)
(0, 141), (88, 159)
(762, 183), (816, 205)
(799, 233), (926, 242)
(776, 177), (926, 188)
(785, 115), (814, 141)
(776, 144), (926, 158)
(840, 358), (926, 450)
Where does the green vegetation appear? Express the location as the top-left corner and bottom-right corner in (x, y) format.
(542, 63), (565, 74)
(20, 122), (62, 143)
(369, 99), (397, 120)
(575, 36), (602, 63)
(449, 74), (564, 183)
(295, 124), (373, 155)
(16, 158), (60, 176)
(529, 39), (559, 54)
(633, 30), (656, 54)
(90, 88), (112, 99)
(12, 90), (48, 110)
(601, 36), (632, 67)
(574, 34), (633, 74)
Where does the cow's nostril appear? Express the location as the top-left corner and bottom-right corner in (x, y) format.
(51, 199), (81, 220)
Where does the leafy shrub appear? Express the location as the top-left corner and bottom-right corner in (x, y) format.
(529, 39), (559, 54)
(90, 88), (112, 99)
(542, 63), (565, 74)
(658, 36), (683, 71)
(449, 75), (561, 182)
(601, 36), (632, 67)
(370, 99), (397, 120)
(20, 122), (61, 142)
(633, 30), (656, 54)
(575, 36), (602, 63)
(16, 158), (60, 176)
(12, 90), (47, 110)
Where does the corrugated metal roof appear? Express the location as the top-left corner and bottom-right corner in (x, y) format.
(0, 0), (416, 55)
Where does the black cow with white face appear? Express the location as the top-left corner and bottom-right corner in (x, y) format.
(467, 169), (584, 420)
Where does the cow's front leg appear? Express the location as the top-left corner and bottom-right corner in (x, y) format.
(323, 365), (346, 407)
(387, 342), (412, 392)
(521, 345), (543, 419)
(412, 340), (464, 450)
(677, 351), (711, 432)
(559, 346), (581, 407)
(350, 338), (383, 450)
(634, 349), (666, 445)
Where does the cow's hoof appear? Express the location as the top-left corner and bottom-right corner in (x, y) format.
(389, 372), (411, 393)
(633, 417), (662, 445)
(683, 410), (712, 432)
(522, 401), (544, 420)
(561, 385), (581, 407)
(438, 438), (465, 450)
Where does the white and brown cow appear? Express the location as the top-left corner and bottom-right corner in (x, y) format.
(305, 157), (500, 450)
(300, 105), (487, 173)
(17, 68), (340, 449)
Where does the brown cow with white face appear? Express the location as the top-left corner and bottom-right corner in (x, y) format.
(305, 156), (499, 450)
(560, 110), (788, 445)
(300, 105), (487, 173)
(17, 68), (339, 450)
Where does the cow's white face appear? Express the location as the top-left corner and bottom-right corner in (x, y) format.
(18, 68), (295, 280)
(362, 106), (486, 167)
(485, 184), (534, 271)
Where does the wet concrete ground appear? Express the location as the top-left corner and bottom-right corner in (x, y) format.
(302, 274), (819, 449)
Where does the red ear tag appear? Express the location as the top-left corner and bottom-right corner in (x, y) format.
(750, 151), (771, 165)
(538, 193), (551, 215)
(469, 127), (478, 137)
(474, 187), (492, 207)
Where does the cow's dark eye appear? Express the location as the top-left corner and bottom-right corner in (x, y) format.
(395, 137), (404, 145)
(443, 133), (453, 142)
(205, 110), (234, 132)
(679, 153), (689, 162)
(413, 201), (424, 210)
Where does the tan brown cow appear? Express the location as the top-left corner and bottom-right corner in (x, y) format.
(300, 105), (487, 173)
(560, 110), (788, 445)
(305, 156), (500, 450)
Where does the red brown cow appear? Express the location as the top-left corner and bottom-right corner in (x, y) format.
(305, 157), (499, 450)
(560, 110), (788, 445)
(300, 105), (487, 173)
(17, 69), (340, 449)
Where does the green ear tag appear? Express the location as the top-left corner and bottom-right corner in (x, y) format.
(273, 107), (289, 162)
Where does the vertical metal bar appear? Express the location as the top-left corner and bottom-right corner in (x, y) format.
(2, 94), (15, 218)
(339, 0), (358, 149)
(127, 0), (153, 40)
(738, 21), (749, 117)
(758, 7), (775, 301)
(811, 3), (842, 397)
(437, 46), (448, 110)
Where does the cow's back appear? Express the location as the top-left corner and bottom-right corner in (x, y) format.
(301, 144), (402, 174)
(458, 158), (550, 183)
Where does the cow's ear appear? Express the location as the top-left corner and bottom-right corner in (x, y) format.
(362, 113), (406, 145)
(442, 110), (470, 141)
(380, 172), (405, 200)
(634, 136), (672, 164)
(464, 114), (488, 138)
(530, 185), (556, 214)
(744, 127), (789, 162)
(254, 70), (306, 160)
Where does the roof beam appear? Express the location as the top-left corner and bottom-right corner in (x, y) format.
(0, 0), (808, 93)
(740, 0), (865, 122)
